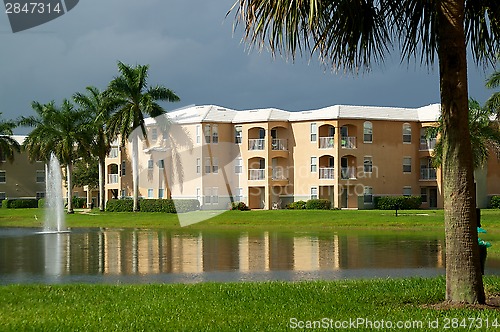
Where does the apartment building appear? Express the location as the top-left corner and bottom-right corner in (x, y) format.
(104, 104), (500, 210)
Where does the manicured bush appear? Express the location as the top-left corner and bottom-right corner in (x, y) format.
(140, 199), (176, 213)
(305, 199), (331, 210)
(490, 195), (500, 209)
(2, 199), (39, 209)
(37, 199), (45, 209)
(286, 200), (307, 210)
(72, 197), (86, 209)
(230, 202), (250, 211)
(374, 196), (422, 210)
(106, 199), (134, 212)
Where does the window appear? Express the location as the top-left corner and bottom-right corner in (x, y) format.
(363, 121), (373, 143)
(310, 187), (318, 199)
(235, 188), (243, 202)
(204, 124), (211, 143)
(73, 191), (79, 198)
(363, 157), (373, 173)
(151, 128), (158, 141)
(212, 157), (219, 174)
(403, 187), (412, 196)
(204, 187), (212, 204)
(310, 123), (317, 142)
(205, 157), (211, 174)
(310, 157), (317, 172)
(148, 189), (153, 198)
(121, 189), (126, 198)
(234, 158), (242, 174)
(212, 124), (219, 144)
(235, 126), (242, 144)
(0, 192), (6, 200)
(364, 186), (373, 203)
(420, 187), (428, 203)
(158, 188), (164, 199)
(196, 188), (201, 203)
(0, 171), (5, 183)
(148, 160), (154, 170)
(196, 158), (201, 174)
(121, 161), (126, 176)
(36, 170), (45, 183)
(196, 125), (201, 144)
(36, 192), (45, 199)
(158, 159), (165, 169)
(403, 123), (412, 143)
(403, 157), (412, 173)
(212, 187), (219, 204)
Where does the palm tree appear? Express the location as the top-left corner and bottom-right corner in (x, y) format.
(0, 114), (21, 162)
(486, 63), (500, 114)
(429, 99), (500, 169)
(20, 100), (93, 213)
(230, 0), (500, 303)
(74, 86), (117, 211)
(107, 61), (180, 212)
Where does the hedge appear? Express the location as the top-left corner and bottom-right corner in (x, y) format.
(374, 196), (422, 210)
(106, 199), (200, 213)
(490, 196), (500, 209)
(2, 199), (39, 209)
(230, 202), (250, 211)
(286, 200), (307, 210)
(305, 199), (332, 210)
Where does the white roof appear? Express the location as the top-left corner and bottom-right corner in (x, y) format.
(144, 103), (441, 125)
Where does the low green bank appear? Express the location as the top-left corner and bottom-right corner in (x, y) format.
(1, 277), (499, 331)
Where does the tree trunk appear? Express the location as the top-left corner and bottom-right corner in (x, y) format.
(437, 0), (485, 303)
(67, 163), (74, 214)
(132, 134), (139, 212)
(99, 158), (105, 211)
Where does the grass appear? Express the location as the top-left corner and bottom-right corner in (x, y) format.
(1, 277), (499, 331)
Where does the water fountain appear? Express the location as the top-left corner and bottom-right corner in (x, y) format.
(44, 153), (67, 233)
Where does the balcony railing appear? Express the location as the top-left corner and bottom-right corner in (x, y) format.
(272, 168), (287, 180)
(319, 167), (335, 179)
(420, 168), (437, 180)
(341, 167), (356, 179)
(271, 139), (288, 151)
(420, 138), (437, 150)
(319, 137), (335, 149)
(109, 148), (119, 158)
(108, 174), (119, 184)
(248, 139), (265, 150)
(249, 169), (265, 180)
(341, 136), (356, 149)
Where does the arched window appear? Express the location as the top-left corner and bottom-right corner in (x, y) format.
(363, 121), (373, 143)
(403, 123), (412, 143)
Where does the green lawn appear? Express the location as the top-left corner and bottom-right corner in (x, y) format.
(1, 277), (500, 331)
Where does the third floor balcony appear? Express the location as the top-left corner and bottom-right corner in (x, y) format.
(248, 139), (265, 151)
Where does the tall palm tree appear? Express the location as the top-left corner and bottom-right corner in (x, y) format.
(20, 100), (93, 213)
(107, 61), (180, 212)
(230, 0), (500, 303)
(486, 64), (500, 114)
(0, 114), (21, 162)
(74, 86), (117, 211)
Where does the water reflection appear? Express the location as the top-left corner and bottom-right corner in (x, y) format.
(0, 228), (458, 284)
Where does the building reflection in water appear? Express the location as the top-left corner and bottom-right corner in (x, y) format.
(0, 229), (446, 277)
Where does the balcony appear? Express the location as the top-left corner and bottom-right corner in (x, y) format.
(271, 139), (288, 151)
(108, 147), (119, 158)
(249, 139), (265, 151)
(420, 138), (437, 150)
(319, 137), (334, 149)
(319, 167), (335, 179)
(272, 168), (287, 180)
(341, 167), (356, 180)
(249, 169), (265, 180)
(420, 168), (437, 180)
(341, 136), (356, 149)
(108, 174), (119, 184)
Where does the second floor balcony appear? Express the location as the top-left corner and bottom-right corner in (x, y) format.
(341, 167), (356, 180)
(341, 136), (356, 149)
(108, 174), (119, 184)
(249, 139), (265, 151)
(249, 169), (265, 181)
(271, 139), (288, 151)
(420, 167), (437, 180)
(420, 138), (437, 150)
(319, 137), (335, 149)
(319, 167), (335, 179)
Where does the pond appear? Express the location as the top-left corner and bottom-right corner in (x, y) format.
(1, 227), (498, 284)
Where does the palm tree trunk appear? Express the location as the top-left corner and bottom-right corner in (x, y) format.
(132, 135), (139, 212)
(99, 158), (105, 211)
(67, 163), (74, 214)
(437, 0), (485, 303)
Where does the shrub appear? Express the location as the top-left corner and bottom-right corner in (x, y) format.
(286, 200), (307, 210)
(140, 199), (176, 213)
(490, 196), (500, 209)
(106, 199), (134, 212)
(2, 199), (39, 209)
(230, 202), (250, 211)
(38, 199), (45, 209)
(72, 197), (86, 209)
(374, 196), (422, 210)
(306, 199), (331, 210)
